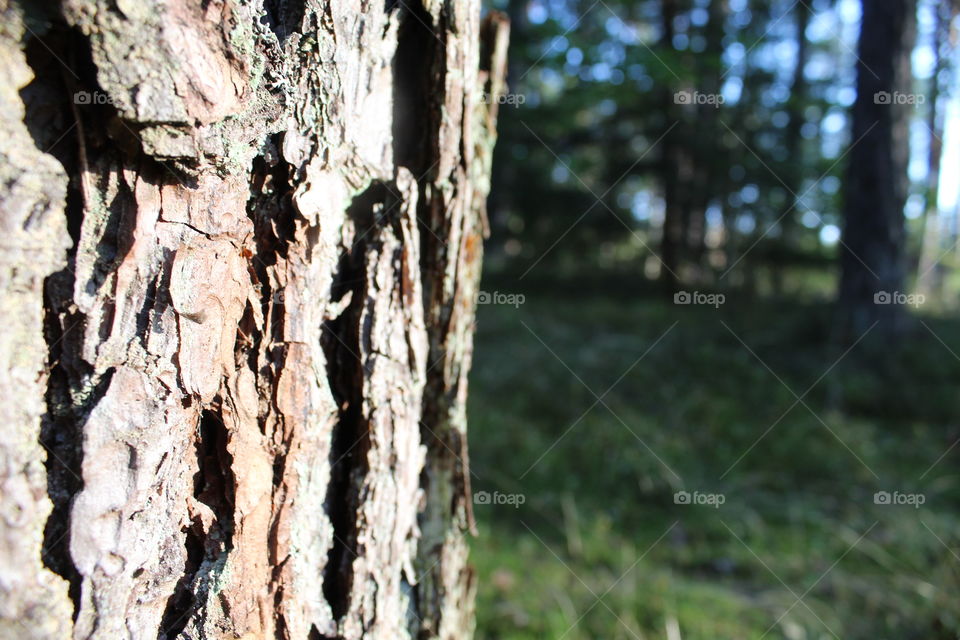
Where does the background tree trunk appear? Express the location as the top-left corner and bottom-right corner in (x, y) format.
(771, 0), (810, 295)
(916, 0), (956, 297)
(0, 1), (508, 639)
(838, 0), (915, 334)
(657, 0), (683, 289)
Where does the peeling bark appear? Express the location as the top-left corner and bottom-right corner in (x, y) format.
(0, 1), (507, 638)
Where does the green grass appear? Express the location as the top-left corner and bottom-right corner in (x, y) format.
(467, 279), (960, 640)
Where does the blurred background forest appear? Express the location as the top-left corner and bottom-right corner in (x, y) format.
(468, 0), (960, 638)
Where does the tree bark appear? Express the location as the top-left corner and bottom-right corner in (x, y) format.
(838, 0), (915, 334)
(0, 1), (508, 639)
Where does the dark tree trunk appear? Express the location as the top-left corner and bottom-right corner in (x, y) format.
(839, 0), (916, 334)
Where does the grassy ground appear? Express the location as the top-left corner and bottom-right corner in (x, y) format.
(467, 276), (960, 639)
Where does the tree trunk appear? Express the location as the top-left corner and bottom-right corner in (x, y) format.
(838, 0), (915, 334)
(658, 0), (683, 289)
(771, 0), (810, 295)
(916, 0), (954, 297)
(688, 0), (728, 283)
(0, 1), (508, 639)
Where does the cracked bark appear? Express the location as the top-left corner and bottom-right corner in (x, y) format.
(0, 1), (508, 639)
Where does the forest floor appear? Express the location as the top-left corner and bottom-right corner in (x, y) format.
(468, 272), (960, 640)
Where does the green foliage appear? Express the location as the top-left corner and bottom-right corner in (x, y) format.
(485, 0), (858, 283)
(468, 283), (960, 639)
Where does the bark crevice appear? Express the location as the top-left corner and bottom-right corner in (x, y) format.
(392, 0), (441, 174)
(21, 13), (92, 623)
(159, 408), (236, 640)
(263, 0), (307, 45)
(320, 185), (387, 626)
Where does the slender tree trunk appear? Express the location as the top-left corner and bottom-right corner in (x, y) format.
(658, 0), (683, 289)
(839, 0), (915, 334)
(688, 0), (728, 283)
(0, 1), (508, 639)
(916, 0), (953, 297)
(772, 0), (810, 295)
